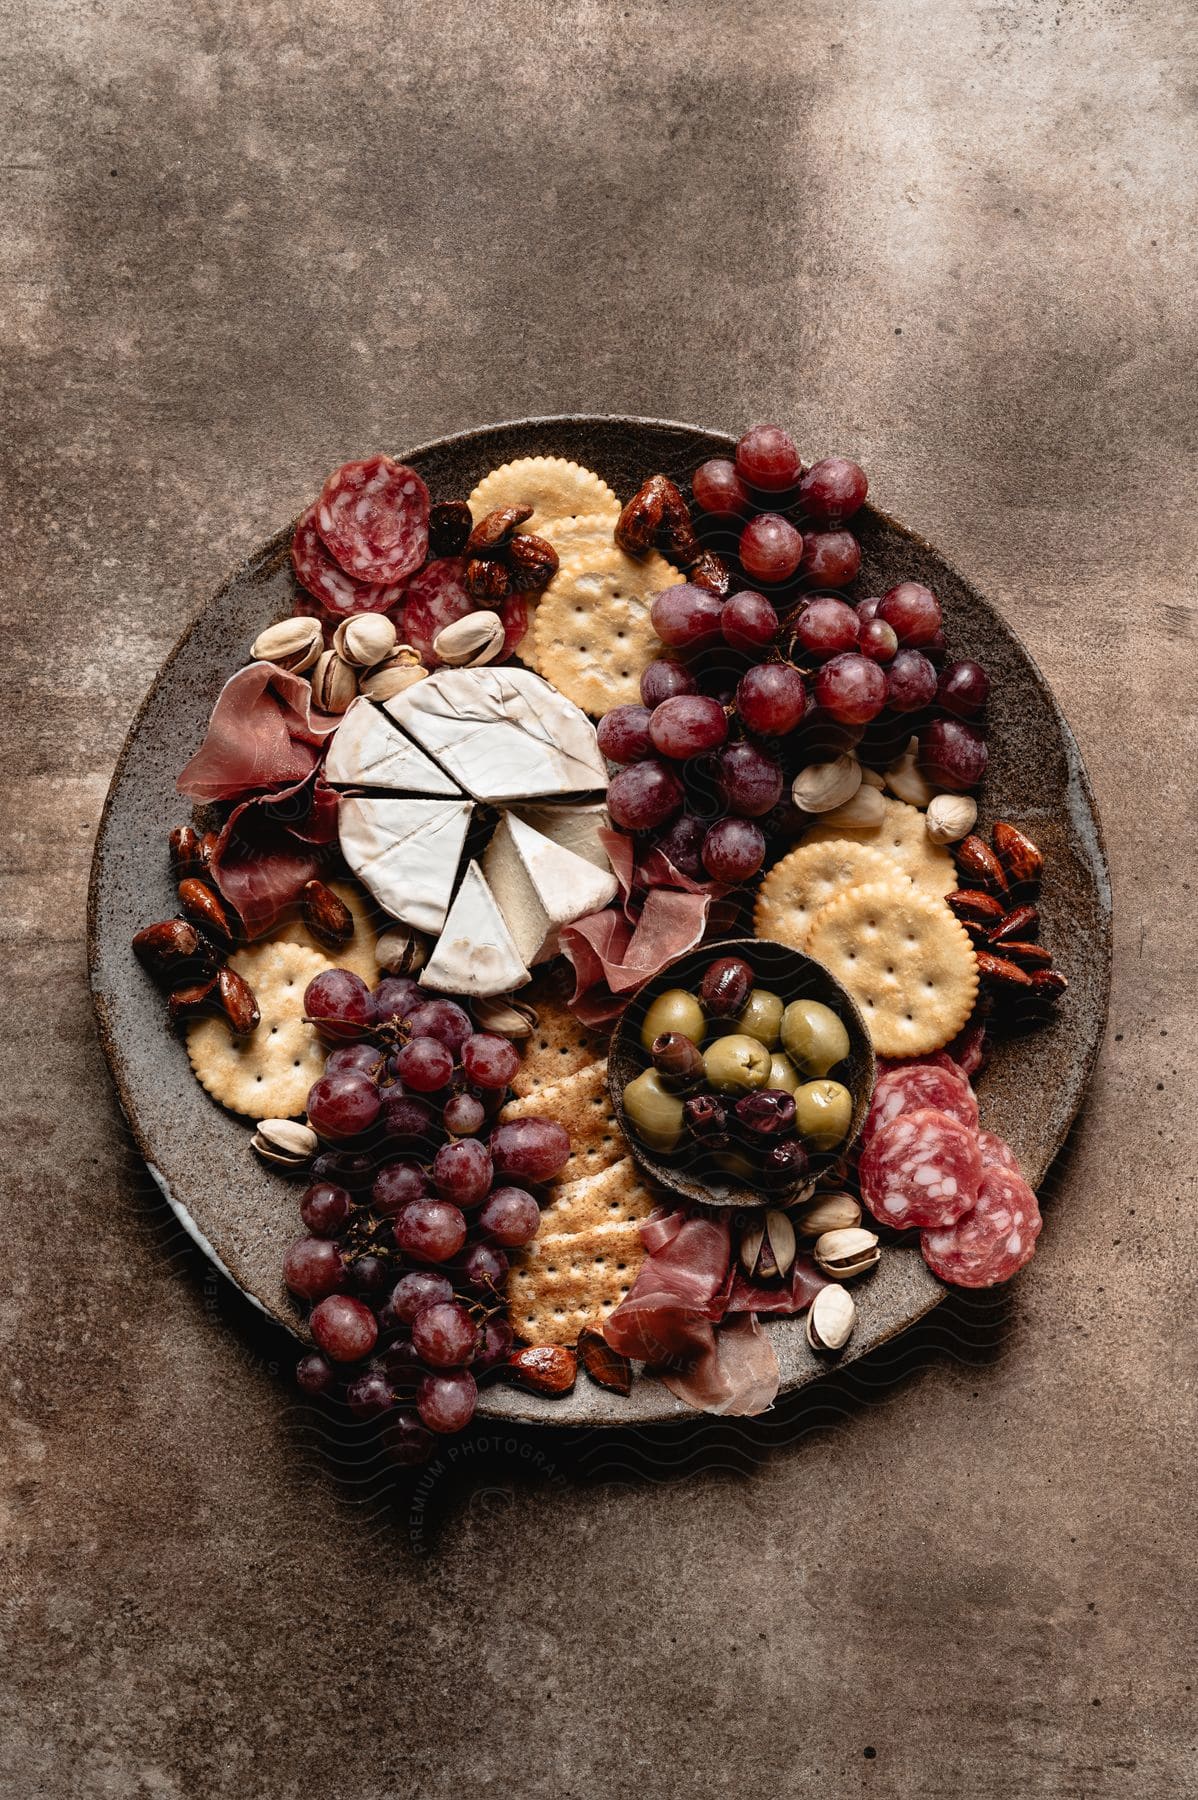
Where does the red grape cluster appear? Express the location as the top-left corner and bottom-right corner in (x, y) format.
(286, 969), (569, 1465)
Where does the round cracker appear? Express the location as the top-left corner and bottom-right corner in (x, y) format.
(535, 511), (619, 560)
(186, 940), (332, 1120)
(800, 794), (956, 900)
(273, 877), (382, 985)
(755, 839), (913, 950)
(805, 880), (978, 1058)
(468, 458), (619, 535)
(528, 541), (681, 714)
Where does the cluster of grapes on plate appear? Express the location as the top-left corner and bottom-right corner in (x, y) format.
(599, 422), (991, 887)
(283, 968), (569, 1466)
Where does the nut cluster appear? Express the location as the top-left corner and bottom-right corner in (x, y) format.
(732, 1194), (877, 1357)
(251, 613), (428, 711)
(945, 821), (1065, 1013)
(463, 505), (560, 603)
(614, 474), (733, 596)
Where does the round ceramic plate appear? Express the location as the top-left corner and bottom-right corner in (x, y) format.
(88, 416), (1111, 1426)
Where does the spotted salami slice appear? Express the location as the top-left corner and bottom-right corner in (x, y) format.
(315, 455), (430, 584)
(863, 1061), (978, 1144)
(859, 1107), (981, 1230)
(945, 1018), (989, 1080)
(291, 506), (407, 619)
(400, 557), (528, 668)
(977, 1129), (1021, 1174)
(921, 1164), (1042, 1287)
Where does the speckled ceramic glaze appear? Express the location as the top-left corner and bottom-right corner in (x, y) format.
(88, 416), (1112, 1427)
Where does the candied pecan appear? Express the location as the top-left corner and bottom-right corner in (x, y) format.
(132, 918), (220, 984)
(301, 879), (354, 949)
(687, 548), (733, 598)
(427, 499), (473, 558)
(464, 558), (513, 602)
(217, 966), (260, 1036)
(505, 533), (559, 592)
(465, 505), (534, 557)
(616, 475), (697, 563)
(166, 975), (219, 1025)
(178, 877), (239, 949)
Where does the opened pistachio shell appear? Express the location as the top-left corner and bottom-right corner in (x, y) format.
(374, 926), (429, 976)
(739, 1219), (766, 1275)
(311, 648), (358, 714)
(472, 996), (538, 1038)
(765, 1208), (797, 1277)
(807, 1283), (856, 1351)
(794, 1192), (863, 1236)
(792, 754), (861, 814)
(884, 739), (936, 808)
(816, 783), (887, 829)
(251, 1118), (319, 1165)
(814, 1226), (880, 1278)
(250, 616), (323, 674)
(358, 659), (429, 701)
(333, 612), (398, 669)
(432, 610), (506, 667)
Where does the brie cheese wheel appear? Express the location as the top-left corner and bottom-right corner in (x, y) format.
(483, 812), (619, 966)
(418, 861), (531, 997)
(511, 801), (613, 874)
(338, 796), (472, 934)
(385, 667), (607, 802)
(324, 697), (461, 795)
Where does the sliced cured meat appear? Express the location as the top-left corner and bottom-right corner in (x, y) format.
(400, 557), (529, 667)
(602, 1212), (730, 1364)
(978, 1129), (1021, 1174)
(290, 505), (407, 620)
(660, 1312), (780, 1416)
(209, 771), (340, 939)
(726, 1255), (827, 1316)
(946, 1017), (989, 1080)
(558, 887), (714, 1025)
(315, 455), (430, 584)
(859, 1106), (982, 1230)
(176, 663), (340, 804)
(921, 1164), (1042, 1288)
(863, 1061), (978, 1143)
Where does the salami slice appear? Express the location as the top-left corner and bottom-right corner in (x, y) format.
(977, 1129), (1021, 1174)
(859, 1107), (981, 1229)
(400, 558), (528, 667)
(291, 506), (407, 619)
(921, 1164), (1042, 1287)
(315, 456), (429, 583)
(863, 1061), (978, 1144)
(945, 1018), (989, 1080)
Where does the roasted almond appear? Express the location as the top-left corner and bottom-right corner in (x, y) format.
(465, 504), (533, 556)
(945, 888), (1007, 928)
(168, 824), (206, 878)
(992, 820), (1044, 890)
(217, 965), (260, 1036)
(996, 939), (1054, 970)
(166, 975), (219, 1025)
(577, 1327), (633, 1396)
(989, 903), (1040, 944)
(178, 877), (238, 948)
(504, 1345), (577, 1397)
(975, 949), (1035, 994)
(301, 879), (354, 949)
(132, 917), (220, 983)
(1027, 967), (1068, 1000)
(955, 833), (1009, 895)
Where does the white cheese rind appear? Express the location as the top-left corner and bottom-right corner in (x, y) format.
(338, 796), (472, 933)
(483, 812), (619, 966)
(385, 667), (607, 802)
(511, 801), (613, 873)
(324, 697), (461, 795)
(418, 861), (531, 997)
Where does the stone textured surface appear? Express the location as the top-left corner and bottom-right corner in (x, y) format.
(1, 2), (1194, 1795)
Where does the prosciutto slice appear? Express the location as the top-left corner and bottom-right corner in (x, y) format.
(726, 1255), (827, 1316)
(177, 665), (340, 804)
(559, 889), (713, 1024)
(602, 1212), (731, 1365)
(209, 771), (340, 939)
(660, 1312), (781, 1417)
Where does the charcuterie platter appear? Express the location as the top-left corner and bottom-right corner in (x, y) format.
(88, 416), (1110, 1442)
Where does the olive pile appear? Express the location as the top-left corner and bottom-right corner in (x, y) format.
(620, 954), (855, 1191)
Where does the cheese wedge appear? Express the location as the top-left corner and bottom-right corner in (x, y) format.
(337, 796), (472, 934)
(483, 812), (619, 966)
(324, 697), (461, 795)
(385, 667), (607, 802)
(418, 861), (531, 997)
(511, 801), (613, 873)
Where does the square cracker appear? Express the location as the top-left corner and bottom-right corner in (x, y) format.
(538, 1155), (659, 1237)
(507, 1218), (648, 1347)
(509, 984), (610, 1099)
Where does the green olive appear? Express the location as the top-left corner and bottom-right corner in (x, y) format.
(737, 987), (785, 1049)
(622, 1069), (685, 1153)
(767, 1052), (800, 1094)
(702, 1033), (773, 1095)
(793, 1079), (854, 1152)
(781, 998), (851, 1078)
(641, 989), (706, 1053)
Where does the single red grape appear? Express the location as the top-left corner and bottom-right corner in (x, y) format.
(812, 653), (887, 725)
(381, 1409), (435, 1465)
(607, 760), (685, 831)
(650, 583), (724, 649)
(797, 530), (861, 589)
(394, 1198), (468, 1263)
(300, 1181), (352, 1237)
(640, 659), (697, 707)
(432, 1137), (493, 1207)
(392, 1035), (455, 1093)
(702, 817), (766, 882)
(401, 999), (472, 1053)
(458, 1242), (509, 1294)
(490, 1117), (571, 1182)
(859, 618), (899, 663)
(478, 1185), (541, 1248)
(381, 1269), (453, 1328)
(877, 581), (942, 646)
(918, 718), (988, 791)
(597, 704), (654, 764)
(461, 1033), (520, 1090)
(649, 695), (729, 760)
(416, 1367), (478, 1433)
(692, 457), (752, 518)
(325, 1042), (384, 1078)
(715, 740), (784, 817)
(937, 660), (990, 718)
(310, 1293), (377, 1363)
(794, 597), (860, 660)
(306, 1068), (381, 1141)
(346, 1367), (394, 1419)
(412, 1300), (481, 1369)
(372, 1159), (428, 1216)
(797, 457), (868, 525)
(348, 1253), (391, 1298)
(735, 663), (807, 736)
(304, 969), (373, 1041)
(295, 1351), (336, 1396)
(283, 1235), (346, 1301)
(720, 589), (778, 653)
(885, 649), (938, 712)
(653, 812), (708, 881)
(473, 1316), (515, 1377)
(735, 423), (802, 492)
(856, 596), (882, 624)
(740, 514), (803, 584)
(311, 1149), (373, 1191)
(373, 975), (422, 1023)
(443, 1092), (486, 1137)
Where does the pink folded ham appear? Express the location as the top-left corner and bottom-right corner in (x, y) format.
(209, 771), (340, 939)
(603, 1212), (731, 1365)
(726, 1256), (827, 1316)
(660, 1312), (781, 1416)
(177, 665), (340, 804)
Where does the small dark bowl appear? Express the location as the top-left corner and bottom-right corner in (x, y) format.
(607, 936), (876, 1210)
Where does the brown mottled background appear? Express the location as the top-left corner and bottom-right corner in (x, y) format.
(2, 2), (1195, 1795)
